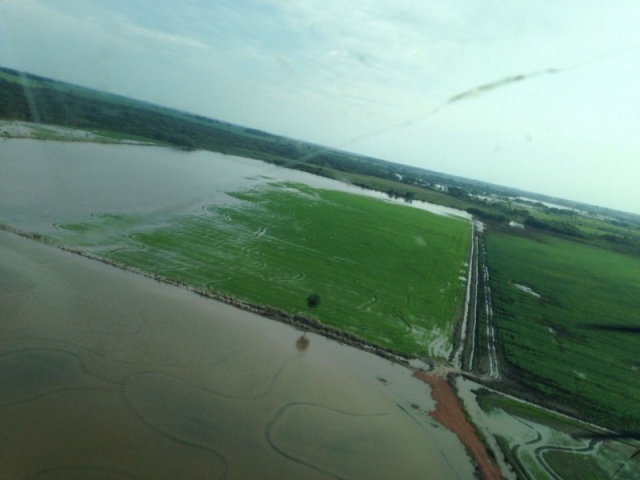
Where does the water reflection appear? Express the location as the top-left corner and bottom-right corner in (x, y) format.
(296, 334), (310, 352)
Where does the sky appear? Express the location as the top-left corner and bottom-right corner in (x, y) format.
(1, 0), (639, 214)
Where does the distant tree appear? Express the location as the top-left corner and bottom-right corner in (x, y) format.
(448, 186), (468, 198)
(403, 191), (415, 203)
(386, 188), (400, 199)
(306, 293), (321, 309)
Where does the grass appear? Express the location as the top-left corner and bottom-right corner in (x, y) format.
(58, 182), (471, 356)
(477, 390), (592, 434)
(485, 228), (640, 431)
(543, 451), (611, 480)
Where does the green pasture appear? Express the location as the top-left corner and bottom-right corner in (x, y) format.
(59, 182), (471, 356)
(485, 229), (640, 431)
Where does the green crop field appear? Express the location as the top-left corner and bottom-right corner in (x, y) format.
(59, 182), (471, 356)
(485, 229), (640, 431)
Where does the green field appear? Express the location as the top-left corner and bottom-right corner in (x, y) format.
(59, 182), (471, 356)
(485, 229), (640, 431)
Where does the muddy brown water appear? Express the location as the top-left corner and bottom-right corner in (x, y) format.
(0, 233), (475, 478)
(0, 140), (467, 235)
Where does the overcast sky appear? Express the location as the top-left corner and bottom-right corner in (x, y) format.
(2, 0), (639, 213)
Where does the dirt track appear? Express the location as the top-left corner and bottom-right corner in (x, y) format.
(415, 371), (503, 480)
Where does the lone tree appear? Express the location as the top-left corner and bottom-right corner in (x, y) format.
(306, 293), (321, 309)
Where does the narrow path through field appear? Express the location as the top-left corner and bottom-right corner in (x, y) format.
(452, 220), (482, 373)
(452, 222), (474, 369)
(467, 231), (480, 371)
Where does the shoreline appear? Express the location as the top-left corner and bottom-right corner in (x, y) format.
(0, 224), (415, 368)
(0, 120), (158, 145)
(415, 371), (503, 480)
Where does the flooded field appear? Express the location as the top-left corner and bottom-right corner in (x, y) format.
(0, 140), (477, 478)
(3, 138), (639, 479)
(0, 231), (475, 479)
(0, 140), (466, 235)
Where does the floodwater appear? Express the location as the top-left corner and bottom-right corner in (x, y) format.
(0, 140), (467, 235)
(0, 140), (475, 479)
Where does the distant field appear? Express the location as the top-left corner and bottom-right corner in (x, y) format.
(485, 229), (640, 431)
(59, 182), (471, 357)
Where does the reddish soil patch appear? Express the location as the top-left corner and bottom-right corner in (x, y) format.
(415, 371), (503, 480)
